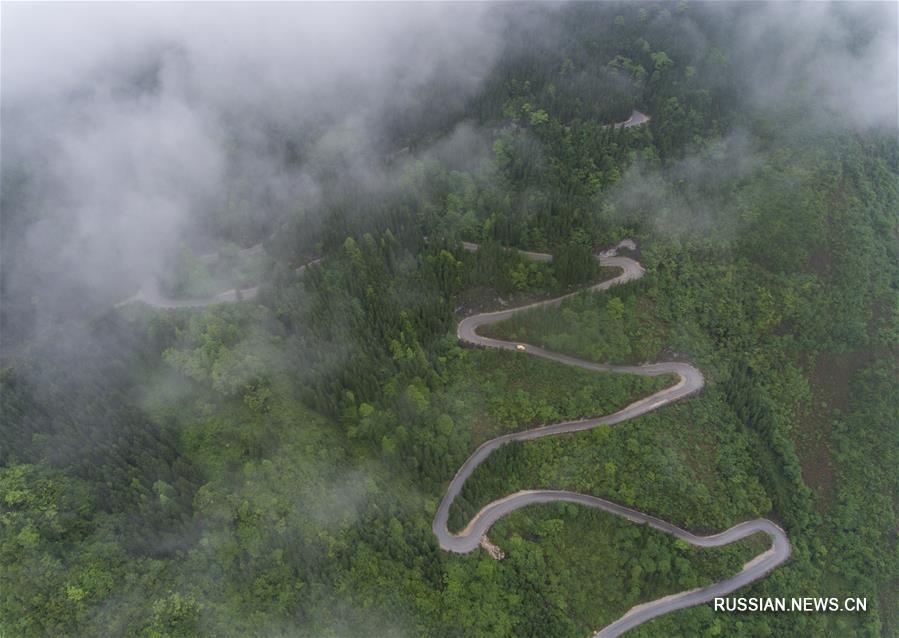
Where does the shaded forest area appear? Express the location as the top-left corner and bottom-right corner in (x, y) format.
(3, 3), (897, 638)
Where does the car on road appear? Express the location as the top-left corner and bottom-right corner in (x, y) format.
(516, 344), (527, 352)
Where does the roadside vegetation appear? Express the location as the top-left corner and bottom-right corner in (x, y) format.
(3, 3), (896, 637)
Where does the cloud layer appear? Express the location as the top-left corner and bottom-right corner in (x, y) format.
(1, 3), (503, 343)
(717, 1), (897, 130)
(2, 2), (895, 347)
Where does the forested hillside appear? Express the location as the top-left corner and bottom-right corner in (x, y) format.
(2, 3), (897, 637)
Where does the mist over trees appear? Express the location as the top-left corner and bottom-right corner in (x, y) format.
(2, 2), (897, 638)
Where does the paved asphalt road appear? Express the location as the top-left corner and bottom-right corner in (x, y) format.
(116, 259), (320, 309)
(118, 111), (653, 309)
(434, 240), (791, 638)
(113, 114), (790, 635)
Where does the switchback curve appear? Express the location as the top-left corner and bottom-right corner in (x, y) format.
(433, 240), (791, 637)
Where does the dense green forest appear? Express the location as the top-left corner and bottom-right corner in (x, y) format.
(2, 3), (897, 637)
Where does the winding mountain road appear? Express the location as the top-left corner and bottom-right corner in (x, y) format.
(118, 110), (653, 311)
(115, 108), (789, 634)
(433, 240), (791, 637)
(116, 259), (319, 309)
